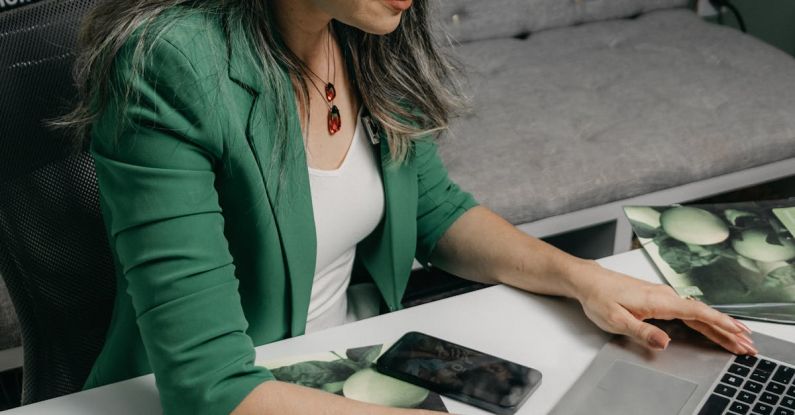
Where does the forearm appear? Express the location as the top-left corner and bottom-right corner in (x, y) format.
(430, 206), (596, 300)
(431, 207), (755, 355)
(232, 381), (440, 415)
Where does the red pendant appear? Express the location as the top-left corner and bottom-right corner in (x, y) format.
(328, 105), (341, 135)
(325, 83), (336, 102)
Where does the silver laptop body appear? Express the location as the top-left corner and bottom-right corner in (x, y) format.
(551, 321), (795, 415)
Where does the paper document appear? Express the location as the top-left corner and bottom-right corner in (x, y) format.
(625, 199), (795, 324)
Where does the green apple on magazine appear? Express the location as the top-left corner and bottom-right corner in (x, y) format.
(257, 344), (449, 412)
(624, 199), (795, 324)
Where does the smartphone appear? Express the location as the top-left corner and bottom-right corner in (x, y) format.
(376, 332), (542, 414)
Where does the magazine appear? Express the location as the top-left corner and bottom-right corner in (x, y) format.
(624, 199), (795, 324)
(257, 344), (448, 411)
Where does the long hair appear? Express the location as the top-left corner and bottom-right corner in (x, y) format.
(58, 0), (466, 165)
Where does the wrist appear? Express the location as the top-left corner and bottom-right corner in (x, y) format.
(558, 258), (604, 303)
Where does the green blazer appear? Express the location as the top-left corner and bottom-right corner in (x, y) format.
(86, 10), (476, 415)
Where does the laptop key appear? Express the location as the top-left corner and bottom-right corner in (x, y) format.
(783, 396), (795, 410)
(730, 364), (753, 377)
(736, 355), (759, 367)
(774, 408), (795, 415)
(773, 366), (795, 385)
(724, 373), (745, 387)
(738, 391), (757, 404)
(729, 401), (750, 414)
(760, 392), (779, 406)
(715, 384), (738, 398)
(753, 402), (773, 415)
(745, 381), (764, 393)
(752, 369), (772, 383)
(767, 382), (786, 394)
(788, 386), (795, 397)
(698, 394), (730, 415)
(759, 360), (778, 373)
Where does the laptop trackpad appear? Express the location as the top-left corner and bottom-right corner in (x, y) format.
(569, 360), (698, 415)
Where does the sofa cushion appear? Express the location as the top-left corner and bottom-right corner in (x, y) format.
(440, 9), (795, 225)
(433, 0), (689, 43)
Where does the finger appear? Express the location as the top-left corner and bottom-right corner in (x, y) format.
(682, 300), (747, 334)
(685, 319), (753, 355)
(649, 294), (744, 335)
(684, 320), (756, 355)
(734, 319), (753, 335)
(610, 307), (671, 350)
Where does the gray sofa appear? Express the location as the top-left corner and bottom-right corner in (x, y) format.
(434, 0), (795, 255)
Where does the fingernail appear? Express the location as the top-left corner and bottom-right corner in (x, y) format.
(734, 319), (753, 334)
(738, 338), (758, 355)
(649, 336), (670, 350)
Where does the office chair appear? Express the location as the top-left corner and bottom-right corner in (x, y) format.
(0, 0), (116, 404)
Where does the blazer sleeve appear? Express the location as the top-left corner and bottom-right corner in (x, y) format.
(90, 36), (274, 414)
(413, 137), (479, 267)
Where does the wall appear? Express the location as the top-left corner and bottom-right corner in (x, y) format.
(706, 0), (795, 56)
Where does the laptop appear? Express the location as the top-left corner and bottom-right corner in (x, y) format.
(551, 320), (795, 415)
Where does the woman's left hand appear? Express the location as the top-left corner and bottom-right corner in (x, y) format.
(573, 262), (756, 355)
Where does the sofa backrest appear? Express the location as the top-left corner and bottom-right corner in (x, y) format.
(432, 0), (690, 43)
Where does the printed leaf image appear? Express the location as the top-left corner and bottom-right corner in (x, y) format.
(258, 345), (448, 411)
(625, 199), (795, 324)
(774, 208), (795, 236)
(765, 264), (795, 289)
(347, 344), (382, 366)
(270, 357), (360, 389)
(629, 219), (659, 239)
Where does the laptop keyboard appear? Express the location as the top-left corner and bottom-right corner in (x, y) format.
(698, 354), (795, 415)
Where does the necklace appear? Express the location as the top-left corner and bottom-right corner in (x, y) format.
(304, 24), (340, 135)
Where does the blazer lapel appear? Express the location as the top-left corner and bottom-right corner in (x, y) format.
(228, 28), (315, 337)
(359, 135), (418, 312)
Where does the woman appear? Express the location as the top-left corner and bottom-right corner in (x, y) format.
(64, 0), (756, 414)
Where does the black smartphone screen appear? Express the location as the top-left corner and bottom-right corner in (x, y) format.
(376, 332), (542, 414)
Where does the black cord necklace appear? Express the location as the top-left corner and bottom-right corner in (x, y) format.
(303, 24), (340, 135)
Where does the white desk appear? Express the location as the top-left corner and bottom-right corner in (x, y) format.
(4, 250), (795, 414)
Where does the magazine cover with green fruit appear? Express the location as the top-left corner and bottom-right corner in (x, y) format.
(257, 344), (449, 411)
(624, 199), (795, 324)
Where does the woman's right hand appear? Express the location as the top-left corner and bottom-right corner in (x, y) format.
(232, 380), (447, 415)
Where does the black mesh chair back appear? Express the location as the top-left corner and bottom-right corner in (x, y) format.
(0, 0), (116, 404)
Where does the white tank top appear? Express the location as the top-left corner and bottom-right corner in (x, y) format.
(304, 109), (385, 333)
